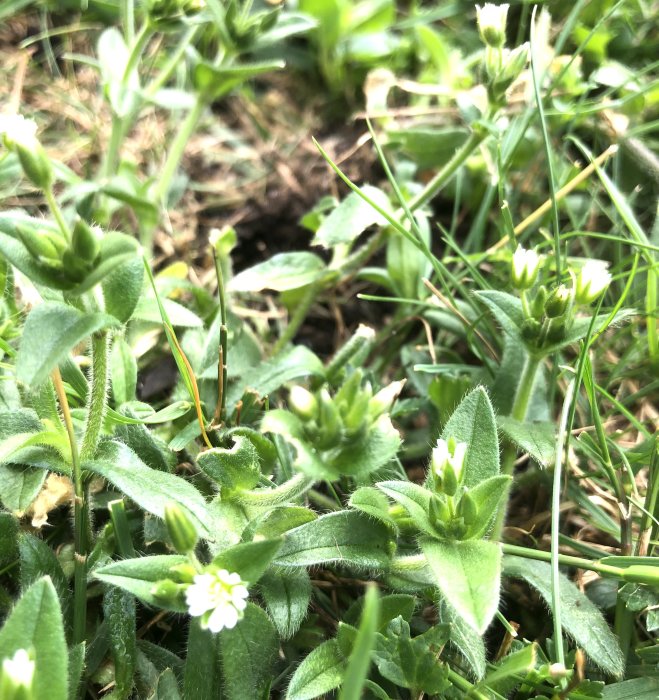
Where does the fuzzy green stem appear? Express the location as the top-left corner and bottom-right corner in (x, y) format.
(52, 368), (87, 645)
(272, 279), (324, 355)
(446, 668), (489, 700)
(550, 379), (575, 671)
(44, 186), (70, 241)
(81, 332), (110, 461)
(408, 129), (487, 212)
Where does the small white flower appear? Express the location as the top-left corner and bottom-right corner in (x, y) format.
(511, 245), (540, 290)
(185, 568), (249, 634)
(0, 114), (38, 150)
(574, 260), (612, 305)
(476, 3), (509, 47)
(1, 648), (35, 691)
(432, 438), (467, 482)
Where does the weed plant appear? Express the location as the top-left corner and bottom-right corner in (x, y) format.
(0, 1), (657, 699)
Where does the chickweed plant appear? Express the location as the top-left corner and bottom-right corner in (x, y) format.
(0, 1), (657, 699)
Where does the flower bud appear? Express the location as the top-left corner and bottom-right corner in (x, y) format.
(574, 260), (611, 305)
(368, 379), (406, 419)
(476, 3), (509, 48)
(521, 318), (541, 342)
(544, 284), (572, 319)
(71, 218), (102, 264)
(288, 386), (318, 421)
(530, 285), (548, 320)
(459, 491), (478, 526)
(511, 245), (540, 290)
(16, 225), (62, 262)
(0, 115), (53, 190)
(164, 502), (199, 554)
(0, 649), (35, 700)
(316, 388), (342, 449)
(492, 43), (529, 98)
(151, 579), (184, 602)
(431, 437), (467, 496)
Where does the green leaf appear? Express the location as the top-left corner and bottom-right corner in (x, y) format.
(482, 643), (537, 688)
(497, 415), (555, 466)
(421, 539), (501, 634)
(133, 296), (203, 327)
(0, 513), (18, 568)
(197, 436), (261, 491)
(230, 252), (326, 293)
(286, 639), (346, 700)
(376, 481), (435, 536)
(439, 598), (486, 680)
(439, 386), (500, 488)
(211, 539), (282, 585)
(104, 586), (136, 699)
(67, 643), (85, 700)
(348, 487), (398, 531)
(228, 345), (323, 407)
(193, 60), (284, 101)
(0, 577), (68, 700)
(243, 506), (316, 541)
(339, 586), (380, 700)
(260, 567), (312, 639)
(16, 302), (119, 387)
(0, 463), (47, 512)
(184, 621), (221, 700)
(111, 337), (138, 405)
(219, 602), (278, 700)
(602, 678), (659, 699)
(313, 186), (393, 248)
(84, 440), (214, 539)
(19, 534), (71, 623)
(503, 556), (624, 676)
(463, 475), (512, 539)
(103, 257), (144, 323)
(93, 555), (188, 612)
(373, 617), (450, 694)
(150, 668), (182, 700)
(476, 290), (524, 339)
(114, 416), (176, 472)
(276, 511), (392, 569)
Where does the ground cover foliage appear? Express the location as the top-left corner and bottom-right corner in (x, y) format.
(0, 0), (657, 698)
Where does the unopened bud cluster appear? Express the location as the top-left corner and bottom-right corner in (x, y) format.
(475, 4), (529, 104)
(146, 0), (205, 30)
(427, 437), (479, 539)
(15, 216), (104, 286)
(288, 371), (405, 449)
(510, 247), (612, 351)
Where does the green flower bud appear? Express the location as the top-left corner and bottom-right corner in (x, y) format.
(151, 579), (184, 602)
(544, 284), (572, 319)
(164, 502), (199, 554)
(491, 43), (529, 99)
(0, 649), (35, 700)
(521, 318), (541, 342)
(429, 495), (450, 529)
(511, 244), (540, 290)
(288, 386), (318, 421)
(61, 250), (89, 283)
(342, 390), (371, 437)
(16, 139), (53, 190)
(71, 218), (101, 264)
(316, 388), (342, 449)
(476, 3), (509, 48)
(530, 285), (548, 320)
(16, 225), (61, 261)
(169, 563), (198, 583)
(334, 369), (364, 412)
(459, 491), (478, 526)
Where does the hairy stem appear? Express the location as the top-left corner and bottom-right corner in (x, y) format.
(52, 368), (87, 645)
